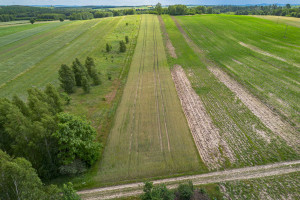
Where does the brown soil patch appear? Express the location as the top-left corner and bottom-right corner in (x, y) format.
(105, 80), (120, 103)
(171, 16), (203, 54)
(171, 65), (235, 170)
(209, 67), (299, 151)
(158, 15), (177, 58)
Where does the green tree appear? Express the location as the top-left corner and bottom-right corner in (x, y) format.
(30, 18), (35, 24)
(84, 57), (101, 85)
(155, 3), (163, 15)
(81, 74), (90, 93)
(53, 113), (101, 166)
(207, 7), (213, 14)
(45, 84), (63, 114)
(59, 64), (76, 94)
(125, 35), (129, 44)
(62, 182), (82, 200)
(119, 40), (126, 52)
(141, 182), (174, 200)
(59, 17), (64, 22)
(72, 58), (85, 87)
(286, 4), (291, 9)
(177, 182), (194, 200)
(0, 150), (61, 200)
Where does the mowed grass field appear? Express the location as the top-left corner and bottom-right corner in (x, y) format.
(175, 14), (300, 128)
(96, 15), (203, 184)
(162, 15), (299, 169)
(0, 17), (130, 99)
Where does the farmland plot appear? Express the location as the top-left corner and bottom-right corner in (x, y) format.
(162, 15), (299, 170)
(96, 15), (203, 184)
(220, 172), (300, 199)
(0, 17), (121, 99)
(175, 14), (300, 128)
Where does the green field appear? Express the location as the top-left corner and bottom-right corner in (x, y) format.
(0, 17), (132, 99)
(175, 14), (300, 127)
(162, 14), (299, 169)
(95, 15), (203, 184)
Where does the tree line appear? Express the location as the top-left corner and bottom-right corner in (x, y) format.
(0, 5), (136, 22)
(152, 3), (300, 17)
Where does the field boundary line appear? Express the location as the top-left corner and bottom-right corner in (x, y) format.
(78, 160), (300, 200)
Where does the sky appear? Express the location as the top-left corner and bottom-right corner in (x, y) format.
(1, 0), (300, 6)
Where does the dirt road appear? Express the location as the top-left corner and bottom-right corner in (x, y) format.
(78, 160), (300, 200)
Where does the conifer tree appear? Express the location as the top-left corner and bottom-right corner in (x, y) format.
(85, 57), (101, 85)
(58, 64), (76, 94)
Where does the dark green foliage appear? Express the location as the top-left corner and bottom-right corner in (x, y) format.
(141, 182), (175, 200)
(85, 57), (101, 85)
(81, 73), (90, 93)
(0, 150), (61, 200)
(177, 182), (194, 200)
(45, 84), (63, 114)
(106, 43), (112, 52)
(61, 182), (82, 200)
(53, 112), (101, 166)
(119, 40), (126, 52)
(155, 3), (163, 15)
(168, 5), (188, 15)
(72, 58), (86, 87)
(125, 35), (129, 44)
(60, 17), (64, 22)
(59, 64), (76, 94)
(0, 85), (101, 178)
(30, 18), (35, 24)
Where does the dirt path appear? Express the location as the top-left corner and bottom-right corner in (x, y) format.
(171, 16), (299, 152)
(171, 65), (234, 169)
(78, 160), (300, 200)
(158, 16), (177, 58)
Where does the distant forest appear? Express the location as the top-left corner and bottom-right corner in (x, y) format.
(0, 4), (300, 22)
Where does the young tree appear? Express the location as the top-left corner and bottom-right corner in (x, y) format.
(61, 182), (82, 200)
(155, 3), (163, 15)
(45, 84), (63, 114)
(119, 40), (126, 52)
(30, 18), (35, 24)
(59, 17), (64, 22)
(125, 35), (129, 44)
(85, 57), (101, 85)
(72, 58), (85, 87)
(81, 74), (90, 93)
(59, 64), (76, 94)
(106, 43), (112, 52)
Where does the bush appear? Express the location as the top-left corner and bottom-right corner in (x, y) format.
(119, 40), (126, 52)
(177, 182), (194, 200)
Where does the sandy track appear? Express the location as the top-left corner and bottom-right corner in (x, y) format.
(209, 67), (299, 151)
(158, 16), (177, 58)
(171, 65), (234, 169)
(79, 160), (300, 200)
